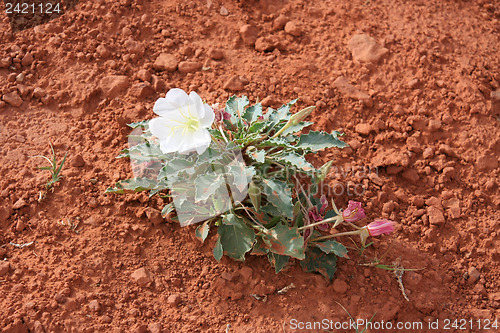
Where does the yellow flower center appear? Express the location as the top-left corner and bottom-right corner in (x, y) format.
(185, 117), (200, 132)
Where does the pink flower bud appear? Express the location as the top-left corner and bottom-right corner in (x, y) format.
(367, 219), (395, 236)
(342, 200), (365, 222)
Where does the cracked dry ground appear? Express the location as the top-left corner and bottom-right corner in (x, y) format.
(0, 0), (499, 332)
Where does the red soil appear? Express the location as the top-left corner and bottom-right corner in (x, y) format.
(1, 0), (499, 332)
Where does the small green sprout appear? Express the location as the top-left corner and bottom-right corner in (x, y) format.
(32, 143), (68, 201)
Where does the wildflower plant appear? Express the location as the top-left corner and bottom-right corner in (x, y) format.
(32, 143), (68, 202)
(107, 89), (395, 280)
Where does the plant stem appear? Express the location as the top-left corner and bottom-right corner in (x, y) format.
(297, 216), (341, 231)
(310, 230), (362, 242)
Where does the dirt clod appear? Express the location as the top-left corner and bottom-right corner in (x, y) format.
(131, 268), (153, 287)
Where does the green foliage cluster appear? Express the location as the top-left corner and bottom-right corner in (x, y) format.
(108, 97), (350, 280)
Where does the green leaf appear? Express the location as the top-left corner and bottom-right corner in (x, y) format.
(248, 148), (266, 163)
(195, 146), (227, 165)
(314, 240), (348, 258)
(118, 142), (165, 161)
(161, 202), (175, 217)
(242, 103), (262, 124)
(281, 121), (314, 136)
(225, 96), (249, 126)
(213, 237), (223, 262)
(266, 99), (297, 123)
(277, 152), (315, 172)
(218, 214), (256, 261)
(247, 121), (268, 134)
(257, 137), (296, 150)
(300, 247), (337, 281)
(267, 252), (290, 273)
(105, 178), (157, 194)
(158, 156), (195, 179)
(194, 172), (226, 202)
(195, 221), (210, 243)
(226, 165), (255, 193)
(251, 238), (270, 255)
(262, 223), (305, 260)
(262, 179), (293, 219)
(296, 131), (348, 151)
(127, 120), (149, 129)
(248, 181), (262, 211)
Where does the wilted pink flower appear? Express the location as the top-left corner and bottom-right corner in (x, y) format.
(305, 195), (330, 236)
(319, 195), (328, 215)
(342, 200), (366, 222)
(367, 219), (395, 236)
(213, 103), (231, 122)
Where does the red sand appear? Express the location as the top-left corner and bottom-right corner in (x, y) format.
(1, 0), (499, 332)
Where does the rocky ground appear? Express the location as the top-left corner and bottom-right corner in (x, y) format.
(0, 0), (499, 332)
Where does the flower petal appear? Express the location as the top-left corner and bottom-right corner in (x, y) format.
(149, 117), (175, 140)
(200, 104), (215, 128)
(153, 88), (191, 116)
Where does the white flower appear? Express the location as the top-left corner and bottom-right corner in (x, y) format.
(149, 88), (215, 155)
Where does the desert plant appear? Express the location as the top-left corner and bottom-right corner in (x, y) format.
(107, 89), (394, 280)
(32, 143), (68, 201)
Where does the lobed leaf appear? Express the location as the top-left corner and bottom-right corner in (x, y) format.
(277, 152), (315, 173)
(296, 131), (348, 151)
(262, 179), (294, 219)
(267, 252), (290, 273)
(280, 121), (314, 136)
(247, 148), (266, 163)
(242, 103), (263, 124)
(194, 172), (226, 202)
(225, 96), (249, 126)
(105, 178), (157, 194)
(314, 240), (348, 258)
(217, 214), (256, 261)
(262, 223), (305, 260)
(300, 247), (337, 281)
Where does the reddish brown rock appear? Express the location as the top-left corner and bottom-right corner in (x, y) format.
(148, 323), (162, 333)
(223, 75), (246, 91)
(240, 24), (259, 46)
(145, 207), (163, 226)
(0, 261), (10, 276)
(2, 91), (23, 107)
(332, 279), (348, 294)
(21, 52), (34, 66)
(151, 75), (166, 92)
(88, 300), (101, 312)
(153, 53), (178, 72)
(355, 123), (373, 136)
(273, 15), (288, 30)
(476, 155), (498, 171)
(12, 198), (27, 209)
(129, 82), (155, 98)
(372, 148), (410, 168)
(131, 267), (152, 287)
(348, 34), (388, 63)
(208, 48), (224, 60)
(124, 39), (145, 56)
(178, 61), (202, 73)
(284, 20), (302, 37)
(167, 294), (181, 306)
(0, 206), (12, 223)
(96, 44), (111, 58)
(427, 206), (445, 225)
(402, 168), (420, 184)
(100, 75), (130, 98)
(137, 69), (152, 82)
